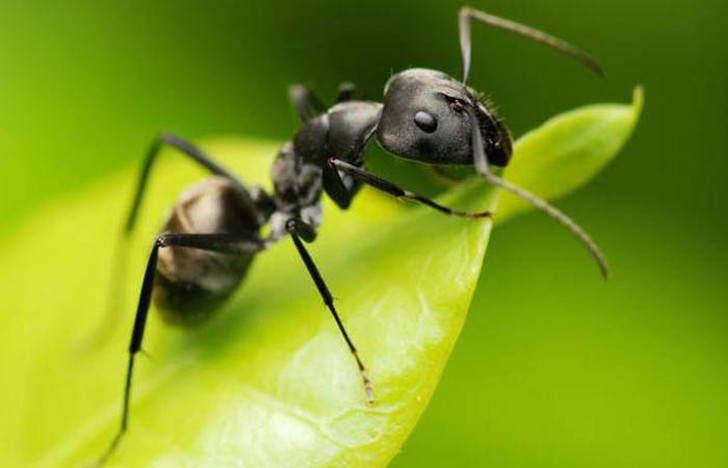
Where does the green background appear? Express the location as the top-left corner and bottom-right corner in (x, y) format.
(1, 0), (725, 466)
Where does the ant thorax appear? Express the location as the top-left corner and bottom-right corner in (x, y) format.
(266, 101), (382, 242)
(271, 141), (324, 211)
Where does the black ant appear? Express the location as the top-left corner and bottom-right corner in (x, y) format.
(95, 7), (606, 464)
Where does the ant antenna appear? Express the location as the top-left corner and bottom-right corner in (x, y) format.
(459, 7), (604, 84)
(468, 109), (609, 279)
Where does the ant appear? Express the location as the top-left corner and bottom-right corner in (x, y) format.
(95, 7), (606, 465)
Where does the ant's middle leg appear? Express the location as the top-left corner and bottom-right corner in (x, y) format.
(94, 232), (264, 466)
(335, 82), (362, 103)
(328, 158), (492, 219)
(285, 218), (374, 403)
(289, 82), (363, 124)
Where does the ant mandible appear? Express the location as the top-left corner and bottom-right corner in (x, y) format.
(95, 7), (606, 464)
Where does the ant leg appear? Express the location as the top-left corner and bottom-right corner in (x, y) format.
(285, 218), (374, 403)
(458, 6), (603, 84)
(288, 82), (362, 123)
(328, 158), (492, 219)
(335, 82), (361, 103)
(84, 135), (256, 349)
(95, 233), (264, 466)
(125, 133), (255, 234)
(322, 161), (358, 210)
(288, 84), (327, 123)
(466, 109), (609, 278)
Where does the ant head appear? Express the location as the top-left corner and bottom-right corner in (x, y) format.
(376, 68), (512, 167)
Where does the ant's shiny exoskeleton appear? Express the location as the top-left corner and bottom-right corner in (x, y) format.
(96, 7), (606, 464)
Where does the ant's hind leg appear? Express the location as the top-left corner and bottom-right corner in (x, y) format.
(93, 233), (263, 466)
(84, 135), (256, 350)
(125, 133), (255, 235)
(285, 218), (374, 404)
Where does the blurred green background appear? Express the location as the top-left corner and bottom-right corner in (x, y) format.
(1, 0), (726, 466)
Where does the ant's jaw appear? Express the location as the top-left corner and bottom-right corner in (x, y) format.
(473, 100), (513, 168)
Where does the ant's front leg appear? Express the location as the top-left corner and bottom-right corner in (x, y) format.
(328, 159), (492, 219)
(321, 159), (360, 210)
(94, 233), (264, 466)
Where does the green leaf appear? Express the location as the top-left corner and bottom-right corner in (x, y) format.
(0, 89), (641, 467)
(498, 86), (644, 222)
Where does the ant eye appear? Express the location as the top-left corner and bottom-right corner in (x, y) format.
(414, 111), (438, 133)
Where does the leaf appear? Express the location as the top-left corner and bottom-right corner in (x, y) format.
(0, 89), (641, 467)
(497, 86), (644, 222)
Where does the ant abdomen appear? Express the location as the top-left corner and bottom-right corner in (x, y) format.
(153, 177), (261, 325)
